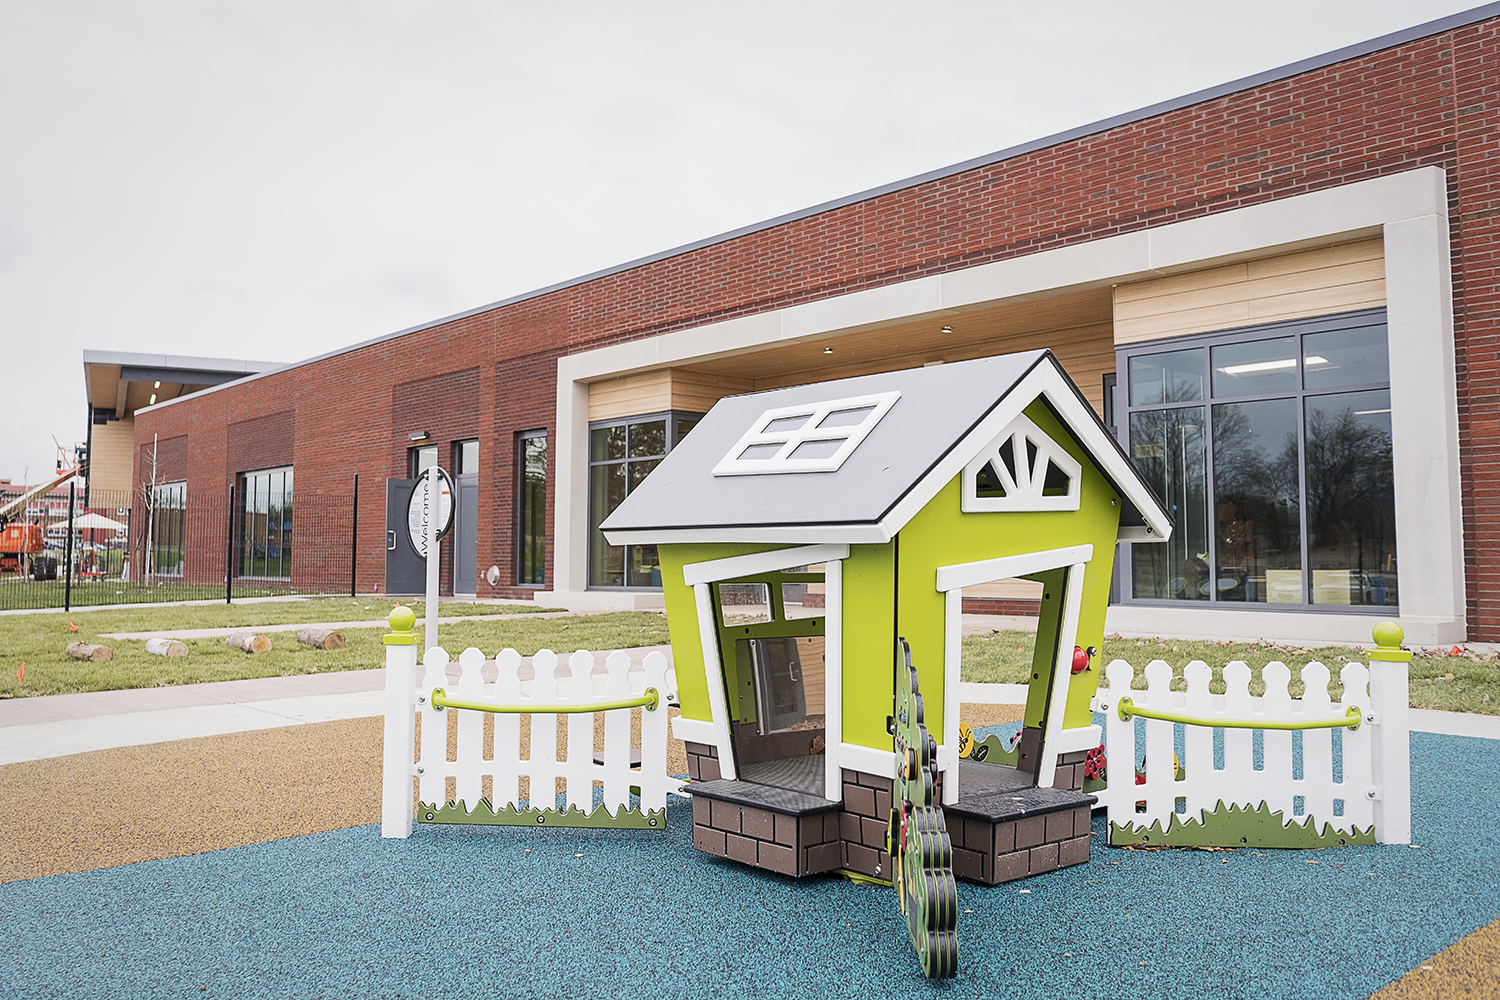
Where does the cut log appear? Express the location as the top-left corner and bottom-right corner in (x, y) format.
(225, 631), (272, 654)
(65, 641), (113, 663)
(145, 638), (190, 658)
(296, 627), (345, 651)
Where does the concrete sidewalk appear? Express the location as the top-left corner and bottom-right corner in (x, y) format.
(0, 646), (674, 764)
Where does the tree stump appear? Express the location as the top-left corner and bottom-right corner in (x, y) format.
(296, 627), (345, 651)
(145, 638), (190, 658)
(225, 631), (272, 654)
(65, 641), (113, 663)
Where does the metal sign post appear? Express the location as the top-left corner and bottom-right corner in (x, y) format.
(407, 467), (454, 651)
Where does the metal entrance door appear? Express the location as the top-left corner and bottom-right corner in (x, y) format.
(454, 472), (478, 597)
(384, 478), (425, 596)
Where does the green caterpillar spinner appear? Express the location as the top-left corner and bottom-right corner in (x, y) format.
(887, 637), (959, 979)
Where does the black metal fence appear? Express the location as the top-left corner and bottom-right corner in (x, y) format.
(0, 480), (359, 612)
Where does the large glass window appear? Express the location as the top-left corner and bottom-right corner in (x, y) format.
(149, 482), (186, 578)
(517, 430), (546, 585)
(1118, 310), (1396, 610)
(588, 411), (699, 588)
(240, 467), (293, 580)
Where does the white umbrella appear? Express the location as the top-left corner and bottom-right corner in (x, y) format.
(49, 512), (129, 531)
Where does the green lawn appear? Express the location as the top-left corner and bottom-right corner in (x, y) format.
(3, 598), (1492, 715)
(0, 599), (678, 699)
(961, 630), (1499, 715)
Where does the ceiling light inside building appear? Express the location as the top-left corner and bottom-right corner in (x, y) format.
(1219, 358), (1296, 375)
(153, 381), (161, 389)
(149, 394), (156, 405)
(940, 326), (953, 334)
(823, 347), (834, 354)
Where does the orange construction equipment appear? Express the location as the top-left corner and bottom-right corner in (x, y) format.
(0, 522), (44, 574)
(0, 464), (78, 527)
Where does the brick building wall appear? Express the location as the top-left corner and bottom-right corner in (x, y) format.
(133, 15), (1500, 634)
(226, 411), (294, 475)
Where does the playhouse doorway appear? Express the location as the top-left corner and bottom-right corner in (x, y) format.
(714, 569), (828, 796)
(936, 544), (1094, 801)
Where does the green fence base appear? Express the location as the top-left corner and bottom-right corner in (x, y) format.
(418, 798), (667, 830)
(967, 734), (1021, 768)
(1109, 800), (1375, 849)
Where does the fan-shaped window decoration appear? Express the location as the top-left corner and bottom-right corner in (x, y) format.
(961, 413), (1082, 512)
(713, 391), (900, 476)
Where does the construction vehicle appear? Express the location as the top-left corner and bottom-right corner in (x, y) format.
(0, 464), (79, 575)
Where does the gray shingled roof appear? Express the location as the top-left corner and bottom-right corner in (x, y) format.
(601, 350), (1169, 544)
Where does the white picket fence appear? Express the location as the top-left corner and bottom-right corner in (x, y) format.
(1090, 656), (1410, 845)
(382, 642), (675, 837)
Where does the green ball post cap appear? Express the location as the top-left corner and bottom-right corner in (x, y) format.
(1372, 620), (1404, 649)
(388, 605), (417, 633)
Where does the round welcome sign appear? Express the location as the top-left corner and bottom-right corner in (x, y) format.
(406, 468), (454, 560)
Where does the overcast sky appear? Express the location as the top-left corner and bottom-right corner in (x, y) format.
(0, 0), (1480, 485)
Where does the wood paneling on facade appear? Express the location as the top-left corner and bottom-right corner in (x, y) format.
(89, 418), (136, 494)
(588, 370), (753, 421)
(1113, 239), (1385, 344)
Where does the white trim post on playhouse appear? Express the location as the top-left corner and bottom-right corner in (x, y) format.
(1036, 560), (1088, 789)
(822, 555), (844, 803)
(692, 581), (738, 780)
(942, 587), (962, 806)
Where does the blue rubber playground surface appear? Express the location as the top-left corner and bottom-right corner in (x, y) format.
(3, 729), (1496, 999)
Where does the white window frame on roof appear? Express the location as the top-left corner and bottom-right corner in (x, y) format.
(712, 390), (900, 476)
(961, 411), (1082, 513)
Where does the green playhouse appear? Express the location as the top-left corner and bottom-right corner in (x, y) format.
(602, 350), (1171, 886)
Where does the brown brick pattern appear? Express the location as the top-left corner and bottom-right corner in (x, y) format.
(949, 804), (1092, 885)
(839, 769), (894, 880)
(690, 795), (841, 877)
(1052, 750), (1089, 793)
(684, 741), (721, 782)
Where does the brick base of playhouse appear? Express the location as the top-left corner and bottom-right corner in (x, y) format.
(684, 742), (1093, 884)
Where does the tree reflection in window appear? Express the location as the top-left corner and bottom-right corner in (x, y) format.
(1118, 310), (1396, 609)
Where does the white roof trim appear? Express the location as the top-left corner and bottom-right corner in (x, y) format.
(876, 361), (1173, 542)
(682, 543), (850, 587)
(712, 391), (900, 476)
(605, 523), (890, 546)
(936, 544), (1094, 593)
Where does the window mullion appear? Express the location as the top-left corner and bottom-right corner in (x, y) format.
(1203, 358), (1219, 605)
(1296, 383), (1311, 608)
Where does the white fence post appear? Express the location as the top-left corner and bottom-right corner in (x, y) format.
(1368, 622), (1412, 844)
(381, 607), (419, 838)
(638, 652), (674, 814)
(454, 647), (486, 812)
(418, 646), (450, 810)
